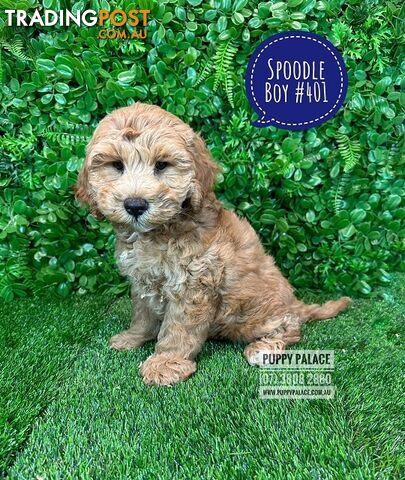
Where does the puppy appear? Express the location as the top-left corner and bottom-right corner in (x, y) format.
(76, 103), (350, 386)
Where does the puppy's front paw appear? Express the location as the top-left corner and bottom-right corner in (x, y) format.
(109, 331), (142, 351)
(244, 338), (285, 366)
(139, 353), (196, 386)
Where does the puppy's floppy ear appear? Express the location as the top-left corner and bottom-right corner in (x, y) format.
(75, 148), (104, 219)
(188, 133), (220, 210)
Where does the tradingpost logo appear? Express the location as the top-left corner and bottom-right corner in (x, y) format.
(4, 8), (151, 40)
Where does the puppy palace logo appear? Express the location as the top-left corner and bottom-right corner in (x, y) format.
(259, 350), (335, 400)
(4, 6), (151, 40)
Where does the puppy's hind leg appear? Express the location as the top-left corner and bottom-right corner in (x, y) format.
(243, 310), (302, 366)
(244, 295), (351, 366)
(244, 324), (301, 366)
(109, 297), (160, 351)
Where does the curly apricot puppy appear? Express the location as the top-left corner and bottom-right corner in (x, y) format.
(76, 103), (350, 386)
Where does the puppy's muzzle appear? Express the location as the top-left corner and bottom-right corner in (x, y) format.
(124, 197), (149, 220)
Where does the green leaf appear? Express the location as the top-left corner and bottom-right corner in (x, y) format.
(55, 82), (70, 93)
(330, 163), (340, 178)
(54, 94), (66, 105)
(260, 213), (276, 224)
(186, 22), (198, 31)
(57, 282), (70, 298)
(374, 77), (392, 95)
(354, 70), (366, 81)
(359, 280), (372, 295)
(232, 12), (245, 24)
(306, 211), (315, 223)
(276, 218), (289, 232)
(175, 7), (186, 21)
(41, 93), (54, 104)
(339, 224), (356, 238)
(36, 59), (54, 73)
(233, 0), (248, 10)
(56, 64), (73, 78)
(350, 209), (367, 224)
(281, 138), (298, 154)
(14, 200), (28, 214)
(118, 71), (136, 83)
(385, 195), (401, 209)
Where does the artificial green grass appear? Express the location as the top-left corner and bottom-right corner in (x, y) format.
(2, 278), (404, 479)
(0, 295), (114, 476)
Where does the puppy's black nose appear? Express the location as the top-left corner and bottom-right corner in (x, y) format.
(124, 197), (149, 219)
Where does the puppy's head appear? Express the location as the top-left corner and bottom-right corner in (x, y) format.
(76, 103), (218, 233)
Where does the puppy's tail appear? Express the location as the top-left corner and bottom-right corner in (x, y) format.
(291, 296), (352, 323)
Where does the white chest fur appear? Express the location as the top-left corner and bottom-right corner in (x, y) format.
(116, 235), (223, 316)
(116, 238), (196, 315)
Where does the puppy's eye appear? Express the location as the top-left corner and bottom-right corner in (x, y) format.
(112, 161), (124, 172)
(155, 161), (168, 172)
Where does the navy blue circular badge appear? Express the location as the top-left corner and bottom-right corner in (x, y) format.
(245, 31), (348, 130)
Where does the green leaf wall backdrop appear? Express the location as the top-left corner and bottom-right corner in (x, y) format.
(0, 0), (403, 301)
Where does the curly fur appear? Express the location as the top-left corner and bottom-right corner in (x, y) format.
(76, 103), (351, 386)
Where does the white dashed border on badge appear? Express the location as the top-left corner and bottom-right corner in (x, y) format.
(249, 35), (344, 127)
